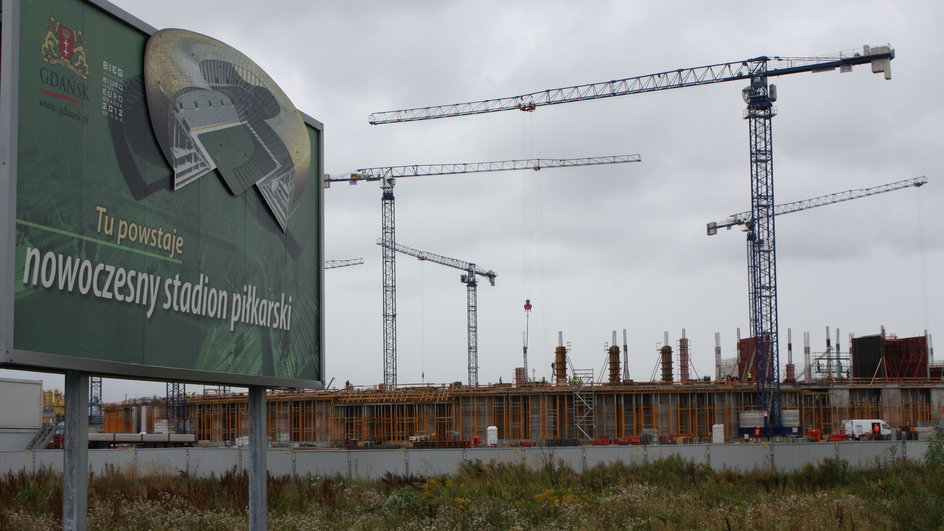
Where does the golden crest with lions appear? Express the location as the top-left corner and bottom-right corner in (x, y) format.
(40, 16), (89, 80)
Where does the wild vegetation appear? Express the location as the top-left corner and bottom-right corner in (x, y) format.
(2, 438), (943, 530)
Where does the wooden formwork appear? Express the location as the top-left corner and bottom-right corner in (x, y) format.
(101, 380), (944, 445)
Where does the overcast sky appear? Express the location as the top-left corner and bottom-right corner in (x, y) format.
(6, 0), (942, 402)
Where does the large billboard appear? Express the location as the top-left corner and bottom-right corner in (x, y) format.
(0, 0), (324, 388)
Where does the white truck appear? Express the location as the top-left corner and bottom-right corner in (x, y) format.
(842, 419), (891, 440)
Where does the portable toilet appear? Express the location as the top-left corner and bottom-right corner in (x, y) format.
(486, 426), (498, 447)
(712, 424), (725, 444)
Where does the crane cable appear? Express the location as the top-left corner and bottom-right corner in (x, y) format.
(916, 188), (931, 363)
(521, 111), (538, 376)
(419, 260), (425, 382)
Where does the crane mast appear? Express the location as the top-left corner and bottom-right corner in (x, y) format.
(369, 45), (894, 431)
(88, 377), (102, 427)
(325, 155), (641, 388)
(742, 63), (781, 429)
(378, 240), (496, 385)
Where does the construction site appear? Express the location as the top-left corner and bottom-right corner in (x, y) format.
(76, 43), (939, 450)
(92, 329), (940, 447)
(3, 13), (933, 453)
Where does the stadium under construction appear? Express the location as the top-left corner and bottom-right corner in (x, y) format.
(101, 331), (942, 446)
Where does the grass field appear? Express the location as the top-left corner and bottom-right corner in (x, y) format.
(2, 438), (943, 530)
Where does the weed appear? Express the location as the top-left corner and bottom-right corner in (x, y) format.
(6, 453), (943, 528)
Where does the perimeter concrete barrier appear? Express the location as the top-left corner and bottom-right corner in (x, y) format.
(0, 440), (931, 480)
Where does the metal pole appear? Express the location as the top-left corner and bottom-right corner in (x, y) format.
(715, 332), (722, 380)
(622, 329), (629, 381)
(248, 386), (267, 530)
(825, 326), (832, 376)
(803, 332), (811, 381)
(787, 328), (793, 366)
(64, 371), (89, 531)
(836, 328), (841, 378)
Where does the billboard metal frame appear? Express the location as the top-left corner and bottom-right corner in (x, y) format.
(0, 0), (325, 390)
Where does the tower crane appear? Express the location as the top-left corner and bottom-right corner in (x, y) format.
(377, 240), (496, 386)
(707, 176), (926, 235)
(324, 154), (641, 388)
(368, 44), (895, 432)
(325, 258), (365, 269)
(708, 176), (926, 380)
(88, 376), (102, 426)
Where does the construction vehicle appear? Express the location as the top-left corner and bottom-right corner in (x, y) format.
(842, 419), (891, 440)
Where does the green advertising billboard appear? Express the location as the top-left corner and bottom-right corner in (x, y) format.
(0, 0), (324, 388)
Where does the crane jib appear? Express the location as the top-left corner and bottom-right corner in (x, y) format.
(368, 47), (894, 125)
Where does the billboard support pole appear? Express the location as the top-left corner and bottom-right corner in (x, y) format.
(63, 371), (90, 531)
(248, 386), (267, 530)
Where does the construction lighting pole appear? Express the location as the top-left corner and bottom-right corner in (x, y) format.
(368, 44), (894, 431)
(325, 154), (641, 388)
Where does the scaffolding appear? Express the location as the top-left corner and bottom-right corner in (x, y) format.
(100, 379), (944, 446)
(571, 369), (595, 440)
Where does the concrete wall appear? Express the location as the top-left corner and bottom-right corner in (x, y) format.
(0, 440), (930, 480)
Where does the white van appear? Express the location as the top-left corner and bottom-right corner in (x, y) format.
(842, 419), (891, 440)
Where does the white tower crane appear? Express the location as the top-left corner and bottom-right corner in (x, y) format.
(325, 258), (365, 269)
(324, 154), (641, 387)
(378, 240), (496, 386)
(708, 176), (926, 235)
(708, 176), (927, 380)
